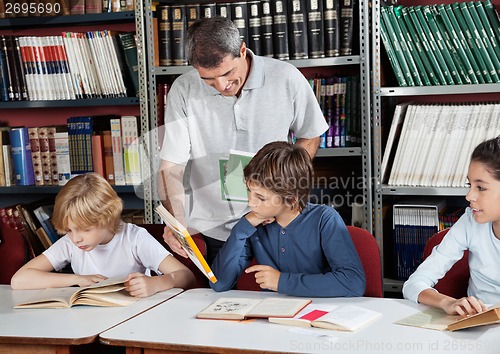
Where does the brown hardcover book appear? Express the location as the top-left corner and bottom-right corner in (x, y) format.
(28, 127), (44, 186)
(37, 127), (52, 186)
(70, 0), (85, 15)
(102, 130), (115, 185)
(85, 0), (101, 13)
(46, 126), (59, 186)
(0, 0), (6, 18)
(91, 133), (104, 178)
(157, 5), (172, 66)
(171, 5), (187, 66)
(35, 226), (52, 249)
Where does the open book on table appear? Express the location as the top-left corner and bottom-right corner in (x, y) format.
(269, 303), (382, 332)
(14, 277), (138, 309)
(395, 303), (500, 331)
(155, 204), (217, 283)
(196, 297), (312, 320)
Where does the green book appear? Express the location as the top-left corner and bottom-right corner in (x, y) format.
(444, 4), (485, 83)
(402, 6), (442, 85)
(392, 6), (430, 85)
(458, 2), (497, 82)
(475, 1), (500, 58)
(379, 14), (408, 86)
(483, 0), (500, 45)
(468, 1), (500, 79)
(430, 5), (471, 84)
(381, 6), (415, 86)
(437, 4), (478, 84)
(413, 5), (454, 85)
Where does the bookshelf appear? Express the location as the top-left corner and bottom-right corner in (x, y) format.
(371, 0), (500, 294)
(135, 0), (373, 227)
(0, 12), (143, 209)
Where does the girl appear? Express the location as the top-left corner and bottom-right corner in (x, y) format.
(11, 173), (195, 297)
(209, 141), (366, 297)
(403, 136), (500, 316)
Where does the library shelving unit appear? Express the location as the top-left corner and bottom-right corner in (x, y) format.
(0, 11), (142, 209)
(136, 0), (373, 227)
(371, 0), (500, 294)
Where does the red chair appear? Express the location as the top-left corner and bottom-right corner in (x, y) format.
(138, 224), (209, 288)
(237, 226), (384, 297)
(0, 223), (29, 284)
(347, 226), (383, 298)
(422, 228), (470, 299)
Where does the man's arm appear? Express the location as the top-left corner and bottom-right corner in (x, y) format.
(158, 160), (189, 257)
(296, 136), (321, 158)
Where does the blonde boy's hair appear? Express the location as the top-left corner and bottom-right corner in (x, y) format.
(52, 173), (123, 234)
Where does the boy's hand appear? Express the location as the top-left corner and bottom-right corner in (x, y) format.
(441, 296), (487, 316)
(76, 274), (107, 287)
(245, 265), (280, 292)
(163, 226), (188, 258)
(124, 273), (157, 298)
(245, 211), (275, 227)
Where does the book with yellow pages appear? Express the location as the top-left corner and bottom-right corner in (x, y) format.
(196, 297), (312, 320)
(395, 303), (500, 331)
(155, 204), (217, 283)
(14, 277), (138, 309)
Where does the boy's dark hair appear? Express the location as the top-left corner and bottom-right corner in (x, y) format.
(244, 141), (313, 210)
(471, 135), (500, 180)
(185, 17), (242, 68)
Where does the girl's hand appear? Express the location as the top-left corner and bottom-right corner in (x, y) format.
(124, 273), (158, 298)
(245, 265), (280, 292)
(441, 296), (487, 316)
(76, 274), (107, 287)
(245, 211), (275, 227)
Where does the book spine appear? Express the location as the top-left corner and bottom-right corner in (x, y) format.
(0, 43), (9, 101)
(272, 0), (289, 60)
(37, 126), (52, 186)
(216, 2), (231, 19)
(46, 126), (58, 186)
(475, 1), (500, 63)
(9, 127), (35, 186)
(186, 4), (200, 28)
(287, 0), (309, 60)
(110, 117), (125, 186)
(120, 116), (141, 185)
(157, 5), (172, 67)
(231, 2), (249, 46)
(200, 3), (216, 18)
(339, 0), (355, 55)
(260, 0), (274, 57)
(247, 1), (262, 55)
(54, 131), (71, 185)
(1, 35), (15, 100)
(324, 0), (340, 57)
(102, 130), (115, 185)
(118, 32), (139, 96)
(483, 0), (500, 43)
(171, 5), (187, 66)
(306, 0), (325, 59)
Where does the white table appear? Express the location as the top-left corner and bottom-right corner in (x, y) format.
(0, 285), (182, 354)
(100, 288), (500, 354)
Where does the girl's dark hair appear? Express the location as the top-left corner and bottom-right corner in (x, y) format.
(471, 136), (500, 180)
(243, 141), (313, 210)
(185, 17), (242, 68)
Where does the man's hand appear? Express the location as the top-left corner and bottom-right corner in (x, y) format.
(245, 264), (280, 292)
(441, 296), (487, 316)
(163, 226), (189, 258)
(245, 211), (275, 227)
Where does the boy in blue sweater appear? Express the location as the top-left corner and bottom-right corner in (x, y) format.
(210, 141), (365, 297)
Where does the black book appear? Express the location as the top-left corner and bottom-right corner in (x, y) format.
(216, 2), (232, 20)
(232, 2), (249, 45)
(287, 0), (308, 59)
(306, 0), (325, 58)
(247, 1), (262, 55)
(186, 4), (200, 29)
(171, 5), (188, 66)
(0, 35), (15, 101)
(339, 0), (356, 56)
(324, 0), (340, 57)
(260, 0), (274, 57)
(0, 47), (8, 101)
(157, 5), (173, 66)
(272, 0), (289, 60)
(200, 3), (216, 19)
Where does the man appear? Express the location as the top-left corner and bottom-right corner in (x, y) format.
(159, 17), (328, 265)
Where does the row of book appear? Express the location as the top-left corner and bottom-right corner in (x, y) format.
(157, 0), (357, 66)
(311, 76), (361, 148)
(0, 0), (134, 18)
(382, 102), (500, 187)
(392, 199), (465, 280)
(0, 115), (143, 187)
(0, 31), (138, 102)
(380, 1), (500, 86)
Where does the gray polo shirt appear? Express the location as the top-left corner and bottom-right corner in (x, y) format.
(160, 50), (328, 241)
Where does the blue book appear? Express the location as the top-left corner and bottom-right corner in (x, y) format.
(9, 127), (35, 186)
(33, 205), (59, 244)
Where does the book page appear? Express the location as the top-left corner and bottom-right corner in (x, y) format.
(73, 289), (138, 307)
(197, 298), (263, 320)
(247, 298), (311, 318)
(14, 287), (78, 309)
(269, 303), (336, 327)
(394, 307), (459, 331)
(313, 305), (382, 331)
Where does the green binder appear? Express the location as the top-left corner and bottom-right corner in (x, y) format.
(483, 0), (500, 45)
(475, 1), (500, 59)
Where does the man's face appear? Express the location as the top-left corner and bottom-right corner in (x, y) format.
(195, 44), (249, 97)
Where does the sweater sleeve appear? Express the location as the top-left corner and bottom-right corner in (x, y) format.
(209, 218), (256, 292)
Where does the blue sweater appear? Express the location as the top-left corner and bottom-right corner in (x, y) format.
(210, 203), (366, 297)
